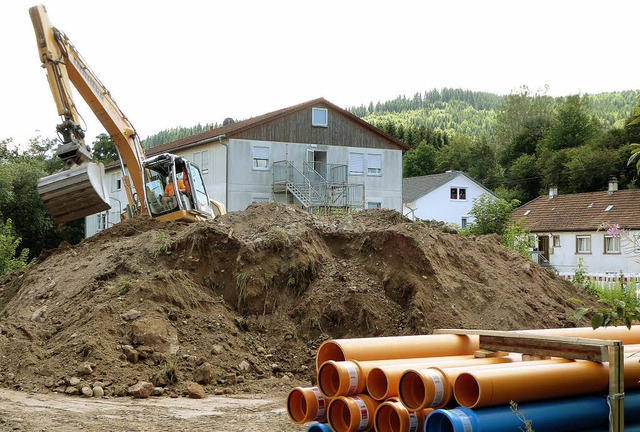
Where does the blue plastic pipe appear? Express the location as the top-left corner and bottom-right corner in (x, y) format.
(307, 423), (332, 432)
(424, 392), (640, 432)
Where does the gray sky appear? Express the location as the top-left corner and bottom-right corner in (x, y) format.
(2, 0), (638, 149)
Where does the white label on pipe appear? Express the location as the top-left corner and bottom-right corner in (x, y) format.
(451, 409), (474, 432)
(426, 370), (445, 407)
(408, 412), (419, 432)
(346, 363), (359, 394)
(311, 386), (326, 420)
(353, 396), (369, 431)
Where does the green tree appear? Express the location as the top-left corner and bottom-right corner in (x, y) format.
(403, 141), (438, 177)
(92, 133), (119, 163)
(466, 193), (520, 236)
(0, 217), (29, 276)
(538, 95), (601, 152)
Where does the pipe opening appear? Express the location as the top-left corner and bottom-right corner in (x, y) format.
(317, 341), (346, 367)
(375, 404), (401, 432)
(318, 362), (340, 398)
(367, 367), (389, 400)
(425, 411), (456, 432)
(328, 398), (351, 431)
(453, 372), (480, 408)
(286, 388), (308, 423)
(399, 371), (426, 410)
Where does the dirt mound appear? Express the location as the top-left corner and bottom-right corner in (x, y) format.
(0, 203), (594, 396)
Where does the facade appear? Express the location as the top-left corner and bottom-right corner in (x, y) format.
(402, 171), (497, 227)
(86, 98), (408, 237)
(512, 180), (640, 277)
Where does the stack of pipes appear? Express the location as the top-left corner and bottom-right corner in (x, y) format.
(286, 326), (640, 432)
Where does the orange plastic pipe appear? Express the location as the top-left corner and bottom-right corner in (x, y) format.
(398, 358), (572, 411)
(328, 394), (381, 432)
(286, 386), (328, 424)
(317, 355), (476, 398)
(454, 356), (640, 408)
(374, 398), (432, 432)
(316, 334), (480, 370)
(366, 355), (522, 401)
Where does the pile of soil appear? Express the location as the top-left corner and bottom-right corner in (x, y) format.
(0, 203), (595, 397)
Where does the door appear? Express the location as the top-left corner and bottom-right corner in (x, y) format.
(538, 236), (550, 264)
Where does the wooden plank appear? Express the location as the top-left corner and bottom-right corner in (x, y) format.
(435, 329), (616, 362)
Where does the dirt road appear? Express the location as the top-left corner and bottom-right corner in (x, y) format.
(0, 388), (307, 432)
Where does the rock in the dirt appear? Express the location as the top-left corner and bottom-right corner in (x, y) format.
(150, 372), (168, 387)
(151, 387), (165, 396)
(130, 317), (179, 355)
(68, 377), (81, 386)
(30, 306), (47, 322)
(238, 360), (251, 373)
(186, 382), (206, 399)
(211, 344), (224, 355)
(225, 373), (237, 385)
(121, 309), (142, 321)
(193, 362), (216, 385)
(128, 381), (153, 399)
(92, 386), (104, 398)
(81, 386), (93, 397)
(65, 386), (79, 396)
(123, 346), (139, 364)
(76, 363), (93, 375)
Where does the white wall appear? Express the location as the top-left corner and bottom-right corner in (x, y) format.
(546, 231), (640, 275)
(406, 174), (490, 226)
(226, 138), (403, 212)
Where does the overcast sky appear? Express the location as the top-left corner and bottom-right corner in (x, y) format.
(2, 0), (638, 149)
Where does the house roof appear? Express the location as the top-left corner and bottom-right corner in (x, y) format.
(145, 97), (409, 156)
(402, 171), (495, 202)
(512, 189), (640, 232)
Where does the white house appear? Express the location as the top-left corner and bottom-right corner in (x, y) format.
(86, 98), (409, 236)
(402, 171), (497, 227)
(512, 179), (640, 277)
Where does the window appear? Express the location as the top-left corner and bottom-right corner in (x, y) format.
(367, 153), (382, 176)
(605, 236), (621, 254)
(367, 201), (382, 209)
(193, 150), (210, 175)
(461, 217), (468, 228)
(348, 152), (364, 175)
(553, 235), (561, 247)
(96, 213), (107, 231)
(576, 235), (591, 254)
(111, 173), (122, 192)
(312, 108), (328, 127)
(450, 187), (467, 200)
(252, 146), (270, 170)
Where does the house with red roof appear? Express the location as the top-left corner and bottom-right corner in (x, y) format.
(512, 178), (640, 278)
(86, 98), (409, 236)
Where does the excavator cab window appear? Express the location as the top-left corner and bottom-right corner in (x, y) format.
(186, 162), (213, 216)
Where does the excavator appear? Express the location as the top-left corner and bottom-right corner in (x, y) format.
(29, 4), (225, 224)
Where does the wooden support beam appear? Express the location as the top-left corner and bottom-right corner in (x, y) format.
(435, 329), (616, 362)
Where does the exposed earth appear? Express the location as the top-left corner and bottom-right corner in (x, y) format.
(0, 203), (596, 430)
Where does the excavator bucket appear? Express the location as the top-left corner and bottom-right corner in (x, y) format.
(37, 162), (111, 223)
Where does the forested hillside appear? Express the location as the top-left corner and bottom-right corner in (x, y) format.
(348, 87), (639, 139)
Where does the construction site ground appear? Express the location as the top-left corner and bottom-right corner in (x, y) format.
(0, 203), (597, 430)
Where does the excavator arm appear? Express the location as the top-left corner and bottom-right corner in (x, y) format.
(30, 4), (146, 221)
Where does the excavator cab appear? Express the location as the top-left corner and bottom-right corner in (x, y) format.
(143, 153), (215, 221)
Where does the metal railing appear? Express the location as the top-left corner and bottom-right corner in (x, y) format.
(273, 160), (363, 212)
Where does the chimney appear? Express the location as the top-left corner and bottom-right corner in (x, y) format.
(608, 176), (618, 194)
(548, 185), (558, 199)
